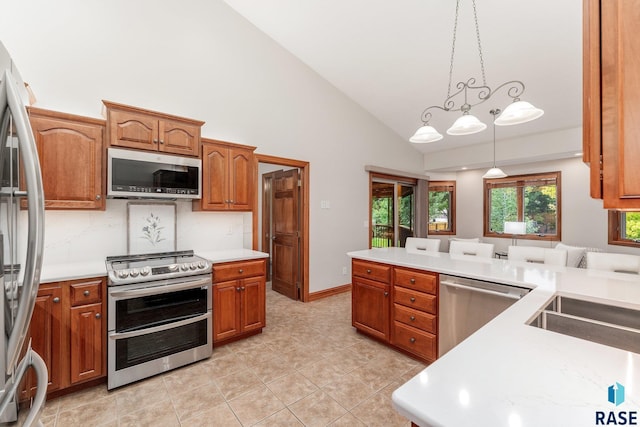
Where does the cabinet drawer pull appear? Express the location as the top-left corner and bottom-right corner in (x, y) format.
(95, 313), (101, 319)
(236, 287), (241, 291)
(410, 297), (416, 302)
(384, 291), (389, 297)
(241, 286), (245, 291)
(159, 140), (164, 144)
(239, 269), (244, 274)
(230, 200), (234, 203)
(410, 278), (416, 284)
(83, 290), (90, 296)
(366, 269), (372, 274)
(410, 316), (416, 321)
(153, 139), (159, 144)
(53, 297), (60, 303)
(95, 195), (101, 201)
(409, 337), (416, 343)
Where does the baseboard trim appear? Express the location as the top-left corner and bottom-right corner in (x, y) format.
(308, 283), (352, 301)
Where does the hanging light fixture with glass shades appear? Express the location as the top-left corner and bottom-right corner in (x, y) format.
(409, 0), (544, 144)
(482, 108), (507, 179)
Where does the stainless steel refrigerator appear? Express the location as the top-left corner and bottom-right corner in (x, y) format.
(0, 42), (47, 426)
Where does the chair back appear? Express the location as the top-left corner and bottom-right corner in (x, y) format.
(405, 237), (440, 253)
(507, 246), (568, 266)
(449, 241), (494, 258)
(586, 252), (640, 274)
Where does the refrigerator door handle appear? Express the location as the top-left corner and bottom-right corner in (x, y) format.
(3, 69), (45, 373)
(0, 347), (47, 427)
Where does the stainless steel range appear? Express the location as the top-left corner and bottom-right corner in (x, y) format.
(105, 250), (212, 390)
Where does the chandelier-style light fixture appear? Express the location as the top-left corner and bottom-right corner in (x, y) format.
(482, 108), (507, 178)
(410, 0), (544, 144)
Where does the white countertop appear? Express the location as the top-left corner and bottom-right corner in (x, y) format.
(348, 248), (640, 427)
(39, 249), (268, 284)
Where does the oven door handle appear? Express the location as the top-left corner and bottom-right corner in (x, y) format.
(109, 312), (211, 340)
(109, 277), (211, 299)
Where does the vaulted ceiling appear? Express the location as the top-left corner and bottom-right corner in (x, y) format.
(223, 0), (583, 157)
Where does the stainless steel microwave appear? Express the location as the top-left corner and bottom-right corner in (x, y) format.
(107, 148), (201, 199)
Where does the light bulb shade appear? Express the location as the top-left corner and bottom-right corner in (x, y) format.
(482, 167), (507, 179)
(446, 114), (487, 135)
(504, 221), (526, 234)
(494, 101), (544, 126)
(410, 125), (443, 143)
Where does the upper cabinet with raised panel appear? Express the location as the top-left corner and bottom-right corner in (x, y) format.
(103, 100), (204, 157)
(583, 0), (640, 209)
(28, 107), (105, 210)
(194, 138), (256, 211)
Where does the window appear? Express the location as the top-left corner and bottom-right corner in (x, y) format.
(484, 171), (561, 241)
(428, 181), (456, 235)
(608, 211), (640, 247)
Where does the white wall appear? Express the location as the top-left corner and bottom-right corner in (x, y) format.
(430, 157), (640, 256)
(0, 0), (425, 292)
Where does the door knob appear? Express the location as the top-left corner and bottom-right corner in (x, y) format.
(53, 297), (60, 303)
(83, 290), (90, 296)
(236, 287), (241, 291)
(366, 269), (372, 274)
(384, 291), (388, 297)
(95, 195), (101, 201)
(410, 278), (416, 284)
(410, 316), (416, 321)
(410, 297), (416, 302)
(409, 337), (416, 343)
(241, 286), (245, 291)
(95, 313), (101, 319)
(239, 269), (244, 274)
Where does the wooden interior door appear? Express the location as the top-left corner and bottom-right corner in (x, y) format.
(271, 169), (300, 300)
(261, 171), (278, 281)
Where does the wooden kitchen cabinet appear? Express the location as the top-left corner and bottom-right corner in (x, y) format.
(391, 267), (438, 362)
(212, 259), (266, 345)
(21, 277), (106, 401)
(21, 283), (64, 400)
(27, 107), (105, 210)
(351, 259), (439, 363)
(194, 139), (256, 211)
(583, 0), (640, 208)
(103, 100), (204, 157)
(351, 260), (391, 342)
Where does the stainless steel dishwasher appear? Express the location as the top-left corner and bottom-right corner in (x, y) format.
(439, 275), (530, 356)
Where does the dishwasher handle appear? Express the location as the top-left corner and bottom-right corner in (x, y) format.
(440, 280), (523, 301)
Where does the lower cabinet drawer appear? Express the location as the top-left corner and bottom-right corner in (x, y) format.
(393, 304), (436, 334)
(392, 321), (436, 362)
(394, 286), (436, 314)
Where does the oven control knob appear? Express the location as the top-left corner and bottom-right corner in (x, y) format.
(189, 262), (198, 270)
(181, 263), (189, 271)
(140, 267), (151, 276)
(168, 264), (179, 272)
(129, 268), (139, 278)
(198, 261), (206, 269)
(117, 270), (129, 279)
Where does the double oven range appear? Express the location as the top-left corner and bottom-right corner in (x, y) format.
(105, 250), (212, 390)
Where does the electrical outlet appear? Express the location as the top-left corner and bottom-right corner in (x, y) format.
(342, 266), (347, 275)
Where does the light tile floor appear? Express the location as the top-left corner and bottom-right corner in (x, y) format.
(22, 287), (426, 426)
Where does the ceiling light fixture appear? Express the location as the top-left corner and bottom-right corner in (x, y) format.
(409, 0), (544, 143)
(482, 109), (507, 179)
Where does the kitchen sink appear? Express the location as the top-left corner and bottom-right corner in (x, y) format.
(527, 295), (640, 354)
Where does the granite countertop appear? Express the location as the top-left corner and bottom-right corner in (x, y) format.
(347, 247), (640, 427)
(39, 249), (268, 284)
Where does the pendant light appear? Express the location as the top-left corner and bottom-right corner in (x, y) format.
(410, 0), (543, 143)
(482, 109), (507, 179)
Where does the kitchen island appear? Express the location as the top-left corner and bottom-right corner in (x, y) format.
(348, 248), (640, 427)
